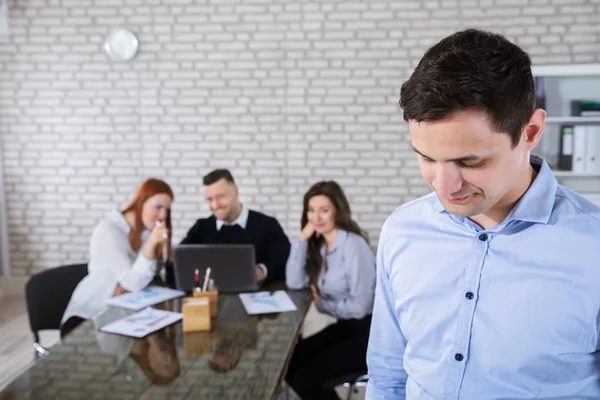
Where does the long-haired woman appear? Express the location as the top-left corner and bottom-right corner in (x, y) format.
(62, 178), (174, 331)
(285, 180), (376, 400)
(61, 178), (179, 384)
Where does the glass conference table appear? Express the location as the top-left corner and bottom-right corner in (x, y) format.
(1, 286), (311, 400)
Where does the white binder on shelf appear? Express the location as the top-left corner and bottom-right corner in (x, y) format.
(586, 126), (600, 173)
(573, 125), (588, 173)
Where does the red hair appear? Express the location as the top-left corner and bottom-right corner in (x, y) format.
(121, 178), (174, 262)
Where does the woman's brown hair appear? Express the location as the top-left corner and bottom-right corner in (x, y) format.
(301, 181), (367, 285)
(121, 178), (174, 262)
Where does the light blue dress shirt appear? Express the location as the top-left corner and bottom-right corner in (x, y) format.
(286, 229), (376, 320)
(366, 155), (600, 400)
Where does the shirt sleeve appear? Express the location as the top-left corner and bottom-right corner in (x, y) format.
(259, 217), (291, 283)
(285, 239), (310, 289)
(89, 225), (157, 293)
(365, 225), (408, 399)
(317, 236), (376, 320)
(180, 219), (203, 245)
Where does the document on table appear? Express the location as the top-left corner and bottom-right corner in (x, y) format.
(106, 286), (186, 311)
(239, 291), (297, 315)
(100, 307), (182, 338)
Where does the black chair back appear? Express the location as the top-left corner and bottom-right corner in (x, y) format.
(25, 263), (88, 343)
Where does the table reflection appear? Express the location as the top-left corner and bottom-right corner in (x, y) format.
(92, 301), (180, 386)
(0, 289), (311, 400)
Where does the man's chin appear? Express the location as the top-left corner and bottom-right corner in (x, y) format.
(441, 200), (487, 218)
(213, 212), (227, 221)
(440, 199), (480, 217)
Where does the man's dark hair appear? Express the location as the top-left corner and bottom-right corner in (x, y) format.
(400, 29), (535, 147)
(203, 169), (235, 186)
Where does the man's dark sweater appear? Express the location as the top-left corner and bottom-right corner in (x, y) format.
(181, 210), (290, 283)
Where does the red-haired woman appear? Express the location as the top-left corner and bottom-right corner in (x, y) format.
(60, 179), (179, 384)
(61, 178), (174, 335)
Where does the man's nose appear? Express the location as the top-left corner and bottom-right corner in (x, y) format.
(433, 163), (463, 198)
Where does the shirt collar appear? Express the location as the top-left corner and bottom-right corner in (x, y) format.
(504, 154), (556, 225)
(216, 205), (249, 231)
(322, 229), (348, 255)
(431, 154), (557, 225)
(112, 209), (151, 245)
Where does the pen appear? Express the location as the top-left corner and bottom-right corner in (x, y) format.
(202, 267), (211, 292)
(155, 220), (168, 240)
(194, 268), (201, 293)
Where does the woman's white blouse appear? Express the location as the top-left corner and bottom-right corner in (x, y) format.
(61, 210), (157, 324)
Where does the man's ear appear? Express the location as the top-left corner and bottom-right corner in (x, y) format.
(522, 108), (546, 151)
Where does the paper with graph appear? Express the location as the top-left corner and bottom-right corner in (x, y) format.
(100, 307), (182, 338)
(106, 286), (185, 311)
(239, 291), (297, 315)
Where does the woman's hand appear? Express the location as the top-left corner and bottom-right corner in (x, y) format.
(310, 284), (323, 304)
(142, 221), (169, 260)
(150, 221), (169, 245)
(300, 222), (317, 241)
(112, 284), (128, 297)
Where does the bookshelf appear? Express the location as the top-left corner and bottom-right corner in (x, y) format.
(546, 116), (600, 124)
(533, 63), (600, 202)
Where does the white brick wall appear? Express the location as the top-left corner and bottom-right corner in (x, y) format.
(0, 0), (599, 276)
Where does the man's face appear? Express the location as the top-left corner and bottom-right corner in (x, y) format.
(409, 109), (532, 218)
(204, 178), (239, 222)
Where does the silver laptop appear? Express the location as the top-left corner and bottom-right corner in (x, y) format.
(173, 244), (258, 293)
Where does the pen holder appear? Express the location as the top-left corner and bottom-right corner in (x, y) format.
(182, 297), (211, 332)
(193, 287), (219, 318)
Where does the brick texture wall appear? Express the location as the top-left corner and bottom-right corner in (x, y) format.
(0, 0), (599, 276)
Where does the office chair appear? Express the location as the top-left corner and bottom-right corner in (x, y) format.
(340, 373), (369, 400)
(284, 371), (368, 400)
(25, 263), (88, 357)
(323, 371), (369, 400)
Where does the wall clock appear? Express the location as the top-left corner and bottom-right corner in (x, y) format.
(104, 28), (139, 62)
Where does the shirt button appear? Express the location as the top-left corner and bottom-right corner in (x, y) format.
(454, 353), (464, 361)
(478, 233), (488, 241)
(465, 292), (474, 300)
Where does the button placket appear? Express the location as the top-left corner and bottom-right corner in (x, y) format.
(442, 232), (491, 398)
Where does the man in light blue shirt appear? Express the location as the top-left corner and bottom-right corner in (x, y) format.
(366, 29), (600, 399)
